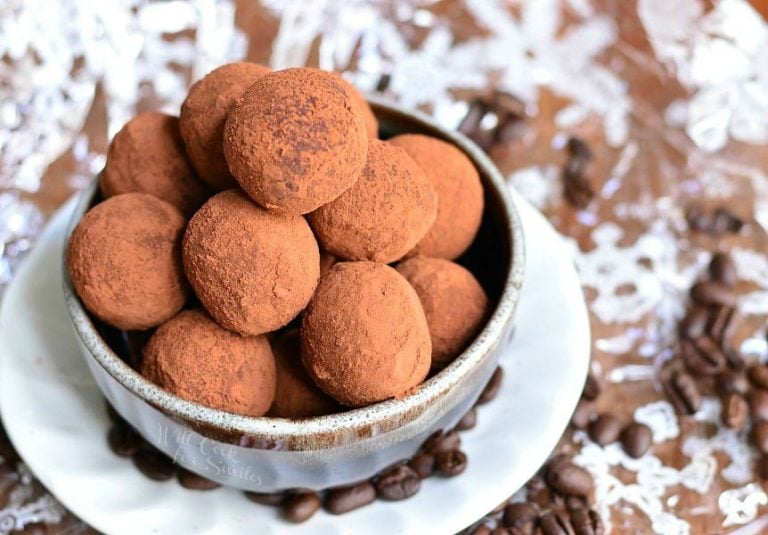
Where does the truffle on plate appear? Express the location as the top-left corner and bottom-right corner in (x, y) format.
(100, 112), (210, 217)
(180, 62), (271, 191)
(183, 189), (320, 336)
(389, 134), (483, 260)
(301, 262), (431, 407)
(223, 67), (368, 214)
(67, 193), (189, 331)
(142, 310), (276, 417)
(396, 257), (489, 370)
(310, 140), (437, 264)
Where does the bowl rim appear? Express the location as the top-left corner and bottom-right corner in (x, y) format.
(61, 95), (526, 448)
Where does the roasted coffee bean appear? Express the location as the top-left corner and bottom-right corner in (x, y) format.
(133, 449), (174, 481)
(107, 423), (142, 458)
(749, 365), (768, 390)
(665, 371), (702, 415)
(723, 346), (745, 370)
(567, 136), (593, 162)
(456, 408), (478, 431)
(409, 453), (435, 479)
(539, 511), (573, 535)
(423, 429), (461, 454)
(690, 281), (738, 308)
(749, 389), (768, 422)
(716, 370), (750, 395)
(707, 306), (735, 344)
(571, 401), (594, 430)
(435, 450), (468, 476)
(325, 482), (376, 514)
(546, 461), (593, 497)
(570, 507), (604, 535)
(680, 337), (725, 376)
(753, 422), (768, 454)
(244, 491), (286, 506)
(587, 414), (623, 446)
(565, 496), (588, 512)
(478, 367), (504, 404)
(282, 492), (321, 523)
(709, 252), (738, 286)
(375, 73), (391, 93)
(176, 467), (220, 490)
(563, 176), (594, 209)
(582, 373), (600, 401)
(375, 465), (421, 500)
(502, 501), (539, 529)
(713, 207), (744, 233)
(619, 422), (652, 458)
(679, 307), (709, 339)
(721, 393), (749, 431)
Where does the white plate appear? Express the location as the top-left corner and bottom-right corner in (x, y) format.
(0, 190), (589, 535)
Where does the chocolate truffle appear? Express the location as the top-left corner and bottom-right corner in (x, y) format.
(270, 329), (338, 418)
(142, 310), (276, 416)
(310, 140), (437, 263)
(389, 134), (484, 259)
(67, 193), (189, 331)
(333, 73), (378, 139)
(101, 112), (210, 217)
(301, 262), (431, 406)
(396, 257), (489, 369)
(183, 189), (320, 336)
(223, 67), (368, 214)
(180, 62), (271, 191)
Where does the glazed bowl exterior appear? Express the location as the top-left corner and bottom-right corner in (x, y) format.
(62, 96), (526, 492)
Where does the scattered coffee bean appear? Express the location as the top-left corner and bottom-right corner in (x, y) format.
(282, 492), (321, 523)
(581, 373), (600, 401)
(423, 429), (461, 454)
(721, 393), (749, 431)
(680, 337), (725, 376)
(562, 137), (595, 209)
(502, 501), (539, 529)
(716, 370), (750, 395)
(749, 389), (768, 422)
(666, 371), (702, 415)
(375, 465), (421, 500)
(325, 482), (376, 514)
(713, 207), (744, 233)
(133, 449), (175, 481)
(244, 491), (286, 506)
(708, 306), (735, 344)
(539, 511), (572, 535)
(478, 367), (504, 404)
(690, 281), (738, 308)
(709, 253), (737, 286)
(754, 422), (768, 454)
(375, 73), (391, 93)
(409, 453), (435, 479)
(570, 507), (604, 535)
(176, 467), (220, 490)
(571, 401), (594, 430)
(459, 99), (493, 149)
(107, 424), (142, 458)
(588, 414), (623, 446)
(565, 495), (588, 511)
(749, 365), (768, 390)
(679, 307), (709, 339)
(619, 422), (652, 458)
(546, 460), (593, 497)
(723, 346), (745, 370)
(456, 408), (478, 431)
(435, 450), (468, 477)
(687, 206), (743, 235)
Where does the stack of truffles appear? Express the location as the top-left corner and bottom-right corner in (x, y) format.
(67, 64), (490, 418)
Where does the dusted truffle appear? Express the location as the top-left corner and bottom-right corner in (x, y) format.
(301, 262), (431, 406)
(310, 140), (437, 263)
(142, 310), (276, 416)
(67, 193), (188, 331)
(101, 112), (210, 217)
(183, 189), (320, 336)
(396, 257), (489, 369)
(333, 73), (378, 139)
(180, 62), (271, 191)
(223, 67), (368, 214)
(389, 134), (484, 259)
(270, 329), (338, 418)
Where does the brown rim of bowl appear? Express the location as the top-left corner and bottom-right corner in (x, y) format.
(61, 96), (525, 450)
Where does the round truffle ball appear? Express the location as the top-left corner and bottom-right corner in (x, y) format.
(389, 134), (484, 259)
(301, 262), (431, 406)
(142, 310), (276, 416)
(223, 67), (368, 214)
(101, 112), (210, 217)
(310, 140), (437, 263)
(333, 73), (378, 139)
(180, 62), (271, 191)
(67, 193), (189, 331)
(183, 189), (320, 336)
(270, 329), (338, 418)
(396, 257), (489, 370)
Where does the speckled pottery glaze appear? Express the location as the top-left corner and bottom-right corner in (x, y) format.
(62, 96), (525, 493)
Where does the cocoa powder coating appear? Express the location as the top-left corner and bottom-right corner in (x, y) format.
(180, 62), (271, 191)
(396, 257), (489, 369)
(67, 193), (189, 331)
(223, 67), (368, 214)
(182, 189), (320, 336)
(389, 134), (484, 259)
(100, 112), (210, 217)
(142, 310), (276, 417)
(269, 329), (339, 418)
(310, 140), (437, 263)
(333, 72), (378, 139)
(301, 262), (431, 406)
